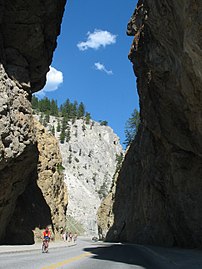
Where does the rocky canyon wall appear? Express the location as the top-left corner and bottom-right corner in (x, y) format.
(0, 0), (66, 244)
(4, 121), (68, 244)
(100, 0), (202, 248)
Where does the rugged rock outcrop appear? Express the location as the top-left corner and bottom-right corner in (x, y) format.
(4, 120), (68, 244)
(62, 120), (123, 236)
(97, 174), (117, 240)
(1, 0), (66, 93)
(0, 0), (66, 243)
(102, 0), (202, 248)
(34, 120), (68, 240)
(43, 116), (123, 236)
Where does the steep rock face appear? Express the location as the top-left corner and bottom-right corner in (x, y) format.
(43, 117), (123, 235)
(1, 0), (66, 93)
(0, 64), (38, 243)
(35, 120), (68, 239)
(61, 120), (123, 236)
(0, 0), (66, 243)
(97, 174), (117, 240)
(4, 120), (68, 244)
(105, 0), (202, 248)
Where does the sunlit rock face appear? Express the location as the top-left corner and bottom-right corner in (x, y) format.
(62, 120), (123, 236)
(104, 0), (202, 248)
(34, 121), (68, 241)
(4, 121), (68, 244)
(0, 0), (66, 244)
(44, 117), (123, 236)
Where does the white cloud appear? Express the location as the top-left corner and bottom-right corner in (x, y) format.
(36, 66), (63, 97)
(77, 29), (117, 51)
(94, 62), (113, 75)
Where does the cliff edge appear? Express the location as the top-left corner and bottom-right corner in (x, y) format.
(104, 0), (202, 248)
(0, 0), (66, 244)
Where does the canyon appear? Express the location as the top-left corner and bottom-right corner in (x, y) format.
(0, 0), (201, 249)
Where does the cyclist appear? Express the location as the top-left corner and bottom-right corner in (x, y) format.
(42, 227), (51, 253)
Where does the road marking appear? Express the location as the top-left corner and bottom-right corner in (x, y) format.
(41, 252), (91, 269)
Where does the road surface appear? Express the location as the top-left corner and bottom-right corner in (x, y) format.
(1, 238), (202, 269)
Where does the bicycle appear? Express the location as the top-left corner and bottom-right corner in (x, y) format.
(42, 239), (49, 253)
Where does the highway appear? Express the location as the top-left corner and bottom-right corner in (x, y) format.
(1, 238), (202, 269)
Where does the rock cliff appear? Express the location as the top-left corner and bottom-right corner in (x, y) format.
(34, 120), (68, 240)
(63, 120), (123, 236)
(4, 120), (68, 244)
(0, 0), (66, 244)
(44, 116), (123, 236)
(101, 0), (202, 248)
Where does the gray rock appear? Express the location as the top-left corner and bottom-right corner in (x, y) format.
(104, 0), (202, 248)
(44, 116), (123, 236)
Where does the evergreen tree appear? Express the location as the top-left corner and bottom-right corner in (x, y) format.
(38, 97), (51, 113)
(60, 99), (71, 117)
(50, 99), (58, 116)
(61, 115), (68, 130)
(31, 97), (93, 131)
(31, 95), (39, 110)
(44, 112), (50, 124)
(70, 100), (78, 119)
(57, 120), (61, 132)
(60, 116), (68, 143)
(60, 130), (65, 144)
(77, 102), (85, 118)
(65, 124), (71, 142)
(124, 108), (140, 147)
(85, 112), (91, 124)
(65, 99), (71, 117)
(100, 120), (108, 126)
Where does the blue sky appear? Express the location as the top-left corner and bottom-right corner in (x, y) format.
(36, 0), (139, 146)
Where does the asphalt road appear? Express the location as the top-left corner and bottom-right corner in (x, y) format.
(1, 238), (202, 269)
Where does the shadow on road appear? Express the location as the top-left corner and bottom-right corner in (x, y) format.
(84, 243), (202, 269)
(83, 243), (164, 269)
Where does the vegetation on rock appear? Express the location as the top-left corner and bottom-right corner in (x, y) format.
(124, 108), (140, 147)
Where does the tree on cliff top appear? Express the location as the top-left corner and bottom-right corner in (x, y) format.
(32, 96), (91, 121)
(124, 108), (140, 147)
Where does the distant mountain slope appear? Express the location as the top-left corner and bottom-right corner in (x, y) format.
(35, 114), (123, 235)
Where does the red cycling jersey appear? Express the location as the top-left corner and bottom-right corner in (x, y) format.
(43, 230), (51, 238)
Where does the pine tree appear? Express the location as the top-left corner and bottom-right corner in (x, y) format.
(60, 116), (68, 143)
(44, 112), (50, 123)
(65, 124), (71, 142)
(85, 112), (91, 124)
(77, 102), (85, 118)
(39, 97), (51, 113)
(31, 95), (39, 110)
(57, 120), (61, 132)
(124, 108), (140, 147)
(50, 99), (58, 116)
(60, 129), (66, 143)
(100, 120), (108, 126)
(70, 100), (78, 119)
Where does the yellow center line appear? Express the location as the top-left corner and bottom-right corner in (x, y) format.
(41, 252), (91, 269)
